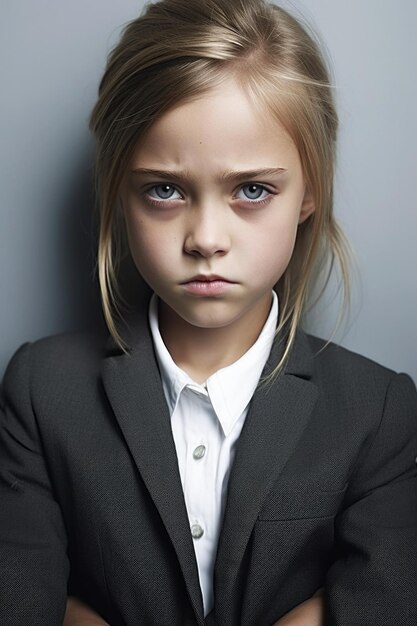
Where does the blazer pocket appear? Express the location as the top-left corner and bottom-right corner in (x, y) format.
(257, 483), (348, 521)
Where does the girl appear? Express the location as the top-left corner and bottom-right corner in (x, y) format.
(1, 1), (416, 625)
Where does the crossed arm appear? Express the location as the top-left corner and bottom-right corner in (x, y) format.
(63, 589), (324, 626)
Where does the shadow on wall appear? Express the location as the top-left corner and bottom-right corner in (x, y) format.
(0, 146), (153, 378)
(56, 151), (103, 332)
(53, 148), (150, 338)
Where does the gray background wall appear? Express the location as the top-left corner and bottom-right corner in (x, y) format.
(1, 0), (416, 382)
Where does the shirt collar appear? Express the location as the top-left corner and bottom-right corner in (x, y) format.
(148, 291), (279, 436)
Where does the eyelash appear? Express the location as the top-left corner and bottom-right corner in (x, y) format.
(143, 183), (275, 208)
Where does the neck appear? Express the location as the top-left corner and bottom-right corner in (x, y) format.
(158, 295), (273, 384)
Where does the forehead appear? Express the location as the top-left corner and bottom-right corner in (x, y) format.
(130, 75), (300, 172)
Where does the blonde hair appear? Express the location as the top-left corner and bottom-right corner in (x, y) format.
(89, 0), (354, 380)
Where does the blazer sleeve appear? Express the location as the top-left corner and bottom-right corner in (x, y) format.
(324, 372), (417, 625)
(0, 342), (69, 626)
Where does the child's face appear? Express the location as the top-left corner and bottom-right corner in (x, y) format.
(121, 75), (314, 335)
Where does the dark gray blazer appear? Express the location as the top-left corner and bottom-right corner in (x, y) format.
(1, 302), (417, 626)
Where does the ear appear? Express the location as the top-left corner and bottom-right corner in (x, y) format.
(298, 187), (315, 224)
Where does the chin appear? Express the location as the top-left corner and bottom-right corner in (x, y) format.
(180, 311), (236, 330)
(170, 300), (244, 330)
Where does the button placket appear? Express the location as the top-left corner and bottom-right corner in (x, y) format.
(189, 442), (208, 541)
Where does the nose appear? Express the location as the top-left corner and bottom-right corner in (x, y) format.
(183, 203), (231, 258)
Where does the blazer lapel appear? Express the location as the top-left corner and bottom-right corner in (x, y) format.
(100, 303), (205, 624)
(213, 328), (319, 620)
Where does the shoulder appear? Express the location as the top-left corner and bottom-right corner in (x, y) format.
(36, 326), (107, 366)
(305, 330), (396, 378)
(0, 327), (113, 424)
(301, 329), (417, 411)
(295, 332), (417, 461)
(2, 326), (109, 394)
(32, 326), (107, 362)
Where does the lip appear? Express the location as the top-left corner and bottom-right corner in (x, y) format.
(181, 274), (232, 283)
(180, 275), (236, 296)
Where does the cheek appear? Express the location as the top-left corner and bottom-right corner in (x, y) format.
(125, 216), (178, 277)
(245, 213), (300, 273)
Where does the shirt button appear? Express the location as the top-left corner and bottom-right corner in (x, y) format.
(193, 444), (206, 460)
(191, 523), (204, 539)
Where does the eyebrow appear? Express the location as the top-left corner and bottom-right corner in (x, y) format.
(130, 167), (288, 183)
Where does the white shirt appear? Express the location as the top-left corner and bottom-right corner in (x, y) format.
(148, 291), (279, 616)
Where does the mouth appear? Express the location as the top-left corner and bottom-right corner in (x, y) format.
(180, 274), (233, 284)
(180, 275), (236, 296)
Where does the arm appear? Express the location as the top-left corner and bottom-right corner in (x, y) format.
(273, 588), (324, 625)
(64, 596), (109, 626)
(0, 343), (69, 624)
(325, 373), (417, 625)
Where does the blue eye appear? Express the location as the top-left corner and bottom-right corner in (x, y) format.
(147, 184), (181, 200)
(237, 184), (269, 201)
